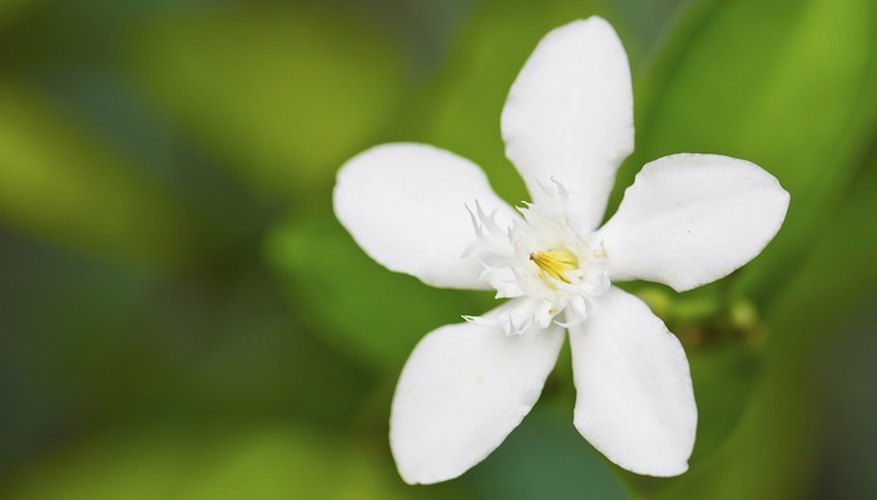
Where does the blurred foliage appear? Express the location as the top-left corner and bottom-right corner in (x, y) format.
(0, 82), (205, 268)
(1, 0), (877, 499)
(624, 0), (875, 303)
(265, 213), (493, 372)
(3, 426), (407, 500)
(653, 132), (877, 500)
(460, 403), (627, 500)
(129, 4), (407, 201)
(0, 0), (38, 28)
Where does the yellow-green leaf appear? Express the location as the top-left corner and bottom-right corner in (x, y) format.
(0, 83), (201, 268)
(129, 5), (407, 201)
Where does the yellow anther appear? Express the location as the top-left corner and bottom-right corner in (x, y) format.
(529, 249), (579, 286)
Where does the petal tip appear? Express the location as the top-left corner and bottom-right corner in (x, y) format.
(573, 416), (694, 477)
(565, 15), (613, 31)
(390, 437), (470, 485)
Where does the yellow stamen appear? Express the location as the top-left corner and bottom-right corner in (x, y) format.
(529, 249), (579, 286)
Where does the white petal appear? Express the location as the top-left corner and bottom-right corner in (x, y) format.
(598, 154), (790, 292)
(391, 300), (564, 484)
(569, 287), (696, 476)
(334, 143), (518, 289)
(501, 17), (634, 230)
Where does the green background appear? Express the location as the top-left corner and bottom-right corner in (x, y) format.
(1, 0), (876, 498)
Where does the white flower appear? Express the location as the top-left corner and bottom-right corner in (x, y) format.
(333, 17), (789, 484)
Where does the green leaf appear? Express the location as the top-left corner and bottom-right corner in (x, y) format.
(128, 5), (407, 201)
(612, 0), (876, 495)
(3, 427), (407, 500)
(179, 428), (403, 500)
(0, 0), (38, 28)
(621, 0), (873, 301)
(0, 82), (202, 268)
(264, 213), (494, 373)
(461, 404), (627, 500)
(654, 98), (877, 500)
(145, 272), (375, 428)
(686, 345), (761, 463)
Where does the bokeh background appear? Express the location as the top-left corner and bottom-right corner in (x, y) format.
(1, 0), (876, 498)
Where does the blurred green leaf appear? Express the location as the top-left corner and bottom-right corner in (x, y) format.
(0, 0), (38, 28)
(4, 433), (195, 500)
(687, 345), (761, 463)
(656, 121), (877, 500)
(462, 404), (626, 500)
(150, 271), (374, 428)
(179, 428), (404, 500)
(0, 82), (202, 268)
(264, 213), (493, 373)
(4, 426), (406, 500)
(129, 5), (407, 201)
(622, 0), (874, 301)
(609, 0), (875, 495)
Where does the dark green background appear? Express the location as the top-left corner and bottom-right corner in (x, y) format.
(1, 0), (876, 498)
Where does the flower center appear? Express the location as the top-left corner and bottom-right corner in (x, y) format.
(462, 190), (612, 335)
(529, 248), (579, 286)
